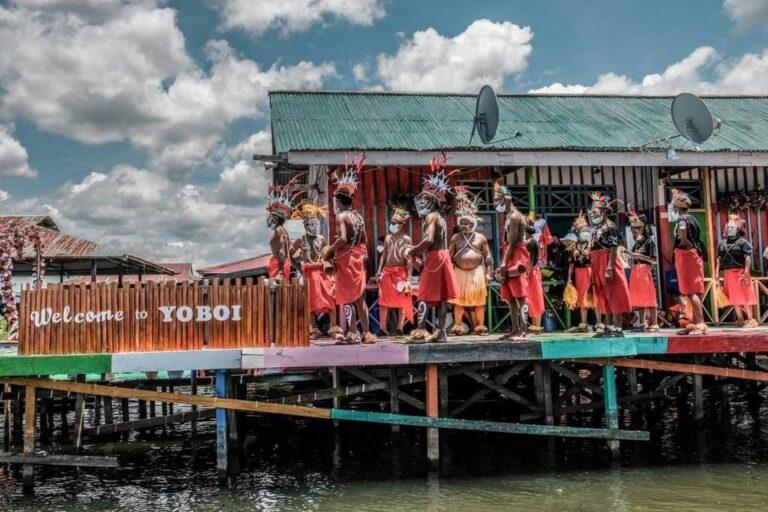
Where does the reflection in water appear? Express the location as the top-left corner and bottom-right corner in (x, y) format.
(1, 393), (768, 511)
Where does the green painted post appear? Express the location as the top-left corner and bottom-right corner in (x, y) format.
(526, 167), (536, 217)
(603, 364), (621, 459)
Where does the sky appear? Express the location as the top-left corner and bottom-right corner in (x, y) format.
(0, 0), (767, 267)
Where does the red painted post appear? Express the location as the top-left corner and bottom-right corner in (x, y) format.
(425, 363), (439, 464)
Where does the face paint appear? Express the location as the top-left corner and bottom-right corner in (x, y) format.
(668, 205), (679, 223)
(415, 195), (433, 218)
(389, 223), (401, 234)
(267, 214), (280, 229)
(304, 220), (319, 236)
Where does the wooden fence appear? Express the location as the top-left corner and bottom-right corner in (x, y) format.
(18, 278), (310, 355)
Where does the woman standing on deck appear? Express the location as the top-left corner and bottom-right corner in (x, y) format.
(627, 208), (659, 332)
(717, 213), (759, 328)
(566, 212), (601, 333)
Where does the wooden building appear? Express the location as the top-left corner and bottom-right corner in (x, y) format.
(266, 92), (768, 320)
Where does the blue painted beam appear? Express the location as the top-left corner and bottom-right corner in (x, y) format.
(215, 370), (228, 475)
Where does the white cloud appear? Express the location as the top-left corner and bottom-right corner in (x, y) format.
(724, 0), (768, 30)
(372, 19), (533, 92)
(0, 3), (336, 177)
(213, 0), (385, 36)
(530, 46), (768, 95)
(0, 124), (36, 178)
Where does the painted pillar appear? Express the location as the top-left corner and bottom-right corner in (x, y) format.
(602, 364), (620, 459)
(526, 167), (536, 218)
(23, 385), (36, 489)
(656, 176), (673, 304)
(425, 363), (439, 465)
(215, 369), (229, 478)
(701, 167), (719, 323)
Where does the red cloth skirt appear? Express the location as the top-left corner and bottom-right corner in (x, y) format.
(379, 265), (414, 322)
(526, 266), (545, 318)
(302, 262), (335, 314)
(418, 250), (459, 306)
(674, 248), (705, 295)
(499, 242), (530, 300)
(723, 268), (757, 306)
(591, 249), (631, 314)
(574, 267), (592, 308)
(334, 244), (367, 305)
(268, 256), (290, 281)
(629, 264), (657, 308)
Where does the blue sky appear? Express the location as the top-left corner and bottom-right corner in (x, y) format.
(0, 0), (766, 266)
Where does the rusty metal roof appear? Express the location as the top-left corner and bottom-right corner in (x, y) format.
(197, 254), (271, 278)
(66, 262), (195, 283)
(269, 91), (768, 153)
(0, 216), (99, 258)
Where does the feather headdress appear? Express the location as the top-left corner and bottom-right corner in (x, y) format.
(390, 205), (411, 224)
(292, 192), (328, 221)
(332, 153), (365, 198)
(670, 188), (692, 208)
(454, 185), (479, 222)
(571, 211), (589, 232)
(266, 174), (303, 219)
(590, 191), (611, 210)
(627, 204), (645, 227)
(419, 153), (458, 204)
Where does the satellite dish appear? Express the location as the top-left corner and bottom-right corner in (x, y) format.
(468, 85), (499, 145)
(671, 93), (719, 144)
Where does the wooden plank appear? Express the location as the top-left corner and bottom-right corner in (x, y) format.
(111, 350), (241, 373)
(588, 357), (768, 382)
(0, 452), (118, 468)
(84, 408), (216, 436)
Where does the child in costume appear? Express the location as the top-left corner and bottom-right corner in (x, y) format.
(588, 192), (632, 337)
(627, 207), (659, 331)
(322, 155), (376, 344)
(290, 197), (338, 340)
(717, 213), (758, 327)
(525, 218), (545, 334)
(404, 155), (460, 343)
(375, 206), (414, 336)
(448, 187), (493, 336)
(669, 188), (707, 335)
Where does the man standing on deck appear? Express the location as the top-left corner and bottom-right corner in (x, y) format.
(588, 192), (632, 337)
(375, 206), (414, 337)
(404, 155), (459, 343)
(266, 176), (300, 284)
(322, 155), (376, 344)
(290, 198), (339, 340)
(670, 188), (708, 335)
(448, 186), (493, 336)
(495, 179), (529, 340)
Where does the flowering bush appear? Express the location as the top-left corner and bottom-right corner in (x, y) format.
(0, 220), (45, 341)
(718, 189), (768, 211)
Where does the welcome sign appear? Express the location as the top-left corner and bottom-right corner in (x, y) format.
(19, 279), (310, 355)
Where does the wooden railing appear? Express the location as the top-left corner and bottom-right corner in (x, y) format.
(18, 278), (310, 355)
(702, 276), (768, 325)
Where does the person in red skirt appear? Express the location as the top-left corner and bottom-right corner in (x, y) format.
(669, 188), (707, 335)
(627, 207), (659, 332)
(524, 219), (546, 334)
(266, 176), (300, 284)
(290, 198), (338, 340)
(404, 155), (459, 343)
(322, 155), (376, 344)
(495, 179), (530, 339)
(588, 192), (632, 337)
(566, 212), (601, 333)
(375, 206), (414, 336)
(717, 213), (759, 328)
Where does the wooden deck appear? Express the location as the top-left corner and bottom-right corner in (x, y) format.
(2, 327), (768, 377)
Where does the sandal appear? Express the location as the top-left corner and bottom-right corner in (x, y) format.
(428, 329), (447, 343)
(309, 326), (323, 340)
(594, 323), (606, 334)
(450, 325), (467, 336)
(745, 318), (759, 328)
(362, 332), (378, 344)
(472, 325), (489, 336)
(346, 331), (362, 344)
(647, 324), (660, 332)
(407, 328), (429, 343)
(528, 325), (543, 334)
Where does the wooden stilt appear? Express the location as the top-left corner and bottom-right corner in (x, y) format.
(191, 371), (198, 435)
(23, 386), (36, 490)
(215, 369), (229, 480)
(602, 364), (621, 460)
(425, 364), (439, 465)
(439, 374), (449, 418)
(626, 368), (639, 396)
(73, 375), (86, 453)
(104, 397), (114, 425)
(121, 399), (130, 422)
(534, 362), (554, 425)
(694, 356), (705, 422)
(389, 367), (400, 433)
(4, 384), (12, 451)
(226, 376), (238, 449)
(331, 367), (341, 428)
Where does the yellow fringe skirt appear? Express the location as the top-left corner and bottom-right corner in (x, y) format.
(449, 265), (487, 307)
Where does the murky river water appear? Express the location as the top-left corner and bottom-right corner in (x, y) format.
(1, 392), (767, 511)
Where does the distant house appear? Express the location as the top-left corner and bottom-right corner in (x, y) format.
(198, 254), (273, 280)
(66, 263), (195, 284)
(1, 215), (175, 289)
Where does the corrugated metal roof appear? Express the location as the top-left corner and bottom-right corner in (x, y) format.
(66, 262), (195, 283)
(0, 216), (100, 257)
(198, 254), (271, 277)
(269, 91), (768, 153)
